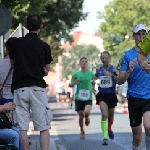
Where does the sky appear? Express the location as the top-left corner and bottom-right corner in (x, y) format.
(73, 0), (112, 34)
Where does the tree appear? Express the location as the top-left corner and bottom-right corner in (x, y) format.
(40, 0), (88, 41)
(1, 0), (88, 66)
(1, 0), (87, 42)
(0, 0), (56, 28)
(39, 0), (88, 67)
(62, 44), (100, 78)
(42, 36), (62, 70)
(98, 0), (150, 65)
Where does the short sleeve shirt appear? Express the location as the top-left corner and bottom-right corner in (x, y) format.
(118, 47), (150, 99)
(9, 33), (53, 92)
(71, 70), (94, 101)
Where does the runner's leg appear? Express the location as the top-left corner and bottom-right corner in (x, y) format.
(132, 125), (142, 150)
(99, 101), (108, 145)
(78, 111), (85, 139)
(108, 108), (115, 139)
(143, 111), (150, 149)
(78, 111), (84, 131)
(84, 104), (92, 126)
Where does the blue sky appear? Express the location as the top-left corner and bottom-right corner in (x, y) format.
(73, 0), (112, 34)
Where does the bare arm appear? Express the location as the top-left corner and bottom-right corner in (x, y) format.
(103, 66), (119, 80)
(117, 70), (130, 85)
(69, 83), (75, 87)
(91, 79), (96, 95)
(69, 79), (80, 87)
(44, 64), (50, 76)
(111, 66), (119, 80)
(70, 86), (74, 99)
(117, 61), (135, 85)
(69, 73), (80, 87)
(0, 105), (6, 113)
(95, 68), (99, 80)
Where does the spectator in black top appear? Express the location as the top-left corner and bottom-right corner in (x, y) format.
(9, 14), (53, 150)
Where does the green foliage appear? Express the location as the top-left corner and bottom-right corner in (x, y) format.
(1, 0), (53, 28)
(98, 0), (150, 65)
(41, 0), (88, 42)
(62, 44), (100, 78)
(41, 36), (63, 70)
(1, 0), (87, 42)
(1, 0), (87, 65)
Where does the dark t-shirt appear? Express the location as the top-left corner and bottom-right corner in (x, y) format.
(9, 32), (53, 92)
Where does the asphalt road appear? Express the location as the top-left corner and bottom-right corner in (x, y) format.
(49, 101), (146, 150)
(28, 96), (146, 150)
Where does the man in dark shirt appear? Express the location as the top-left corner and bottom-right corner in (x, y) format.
(9, 14), (53, 150)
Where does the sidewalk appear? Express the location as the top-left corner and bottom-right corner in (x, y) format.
(28, 121), (58, 150)
(28, 94), (59, 150)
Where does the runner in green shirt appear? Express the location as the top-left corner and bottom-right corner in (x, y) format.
(69, 57), (94, 139)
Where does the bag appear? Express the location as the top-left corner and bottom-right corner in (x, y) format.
(0, 67), (13, 129)
(0, 141), (18, 150)
(0, 145), (18, 150)
(0, 113), (12, 129)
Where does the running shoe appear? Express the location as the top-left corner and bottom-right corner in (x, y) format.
(108, 130), (114, 140)
(102, 139), (108, 145)
(85, 117), (90, 126)
(80, 131), (85, 139)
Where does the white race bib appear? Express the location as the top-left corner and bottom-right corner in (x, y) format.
(79, 89), (90, 100)
(99, 76), (113, 88)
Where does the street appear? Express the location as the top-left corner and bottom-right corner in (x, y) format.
(49, 100), (146, 150)
(28, 99), (146, 150)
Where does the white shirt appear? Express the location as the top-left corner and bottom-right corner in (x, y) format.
(54, 81), (64, 93)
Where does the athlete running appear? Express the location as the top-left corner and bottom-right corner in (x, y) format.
(69, 57), (94, 139)
(117, 24), (150, 150)
(95, 51), (118, 145)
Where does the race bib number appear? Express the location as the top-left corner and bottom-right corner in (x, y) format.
(79, 89), (90, 100)
(99, 76), (113, 88)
